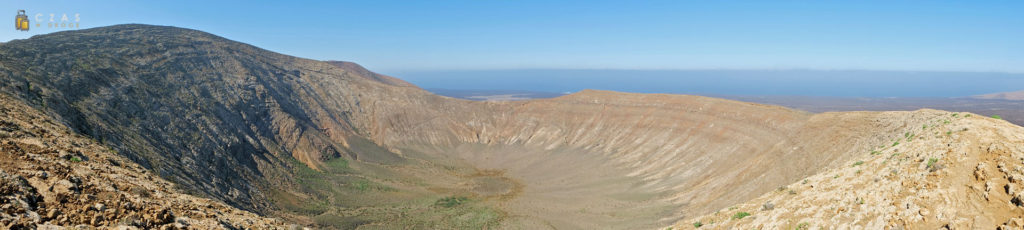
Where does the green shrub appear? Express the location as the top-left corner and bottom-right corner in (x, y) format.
(351, 180), (370, 191)
(731, 212), (751, 220)
(70, 156), (82, 163)
(693, 221), (702, 228)
(852, 161), (864, 167)
(992, 115), (1002, 120)
(323, 158), (349, 171)
(926, 158), (942, 172)
(435, 196), (469, 208)
(892, 141), (899, 147)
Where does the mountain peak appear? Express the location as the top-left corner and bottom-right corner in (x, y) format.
(324, 60), (417, 87)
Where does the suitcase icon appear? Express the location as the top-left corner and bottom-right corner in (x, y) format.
(15, 10), (29, 31)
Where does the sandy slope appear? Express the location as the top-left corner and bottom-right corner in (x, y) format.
(673, 110), (1024, 229)
(355, 90), (999, 228)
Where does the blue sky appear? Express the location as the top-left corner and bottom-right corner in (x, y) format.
(2, 1), (1022, 73)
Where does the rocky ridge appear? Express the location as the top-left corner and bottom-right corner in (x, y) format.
(672, 111), (1024, 229)
(0, 93), (287, 229)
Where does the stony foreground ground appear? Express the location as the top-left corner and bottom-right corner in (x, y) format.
(0, 94), (290, 229)
(673, 110), (1024, 229)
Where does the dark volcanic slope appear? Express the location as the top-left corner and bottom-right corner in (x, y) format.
(0, 93), (285, 228)
(0, 24), (431, 212)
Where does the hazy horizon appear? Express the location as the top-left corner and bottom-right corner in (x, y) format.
(6, 1), (1021, 98)
(392, 69), (1024, 98)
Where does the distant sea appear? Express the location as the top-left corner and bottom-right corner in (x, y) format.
(388, 69), (1024, 97)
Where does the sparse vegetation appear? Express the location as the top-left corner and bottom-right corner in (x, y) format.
(892, 141), (899, 147)
(323, 157), (349, 170)
(991, 115), (1002, 120)
(351, 180), (370, 191)
(70, 156), (82, 163)
(870, 150), (880, 155)
(732, 212), (751, 220)
(693, 221), (702, 228)
(965, 114), (972, 117)
(852, 161), (864, 167)
(435, 196), (469, 208)
(796, 222), (810, 230)
(926, 158), (942, 172)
